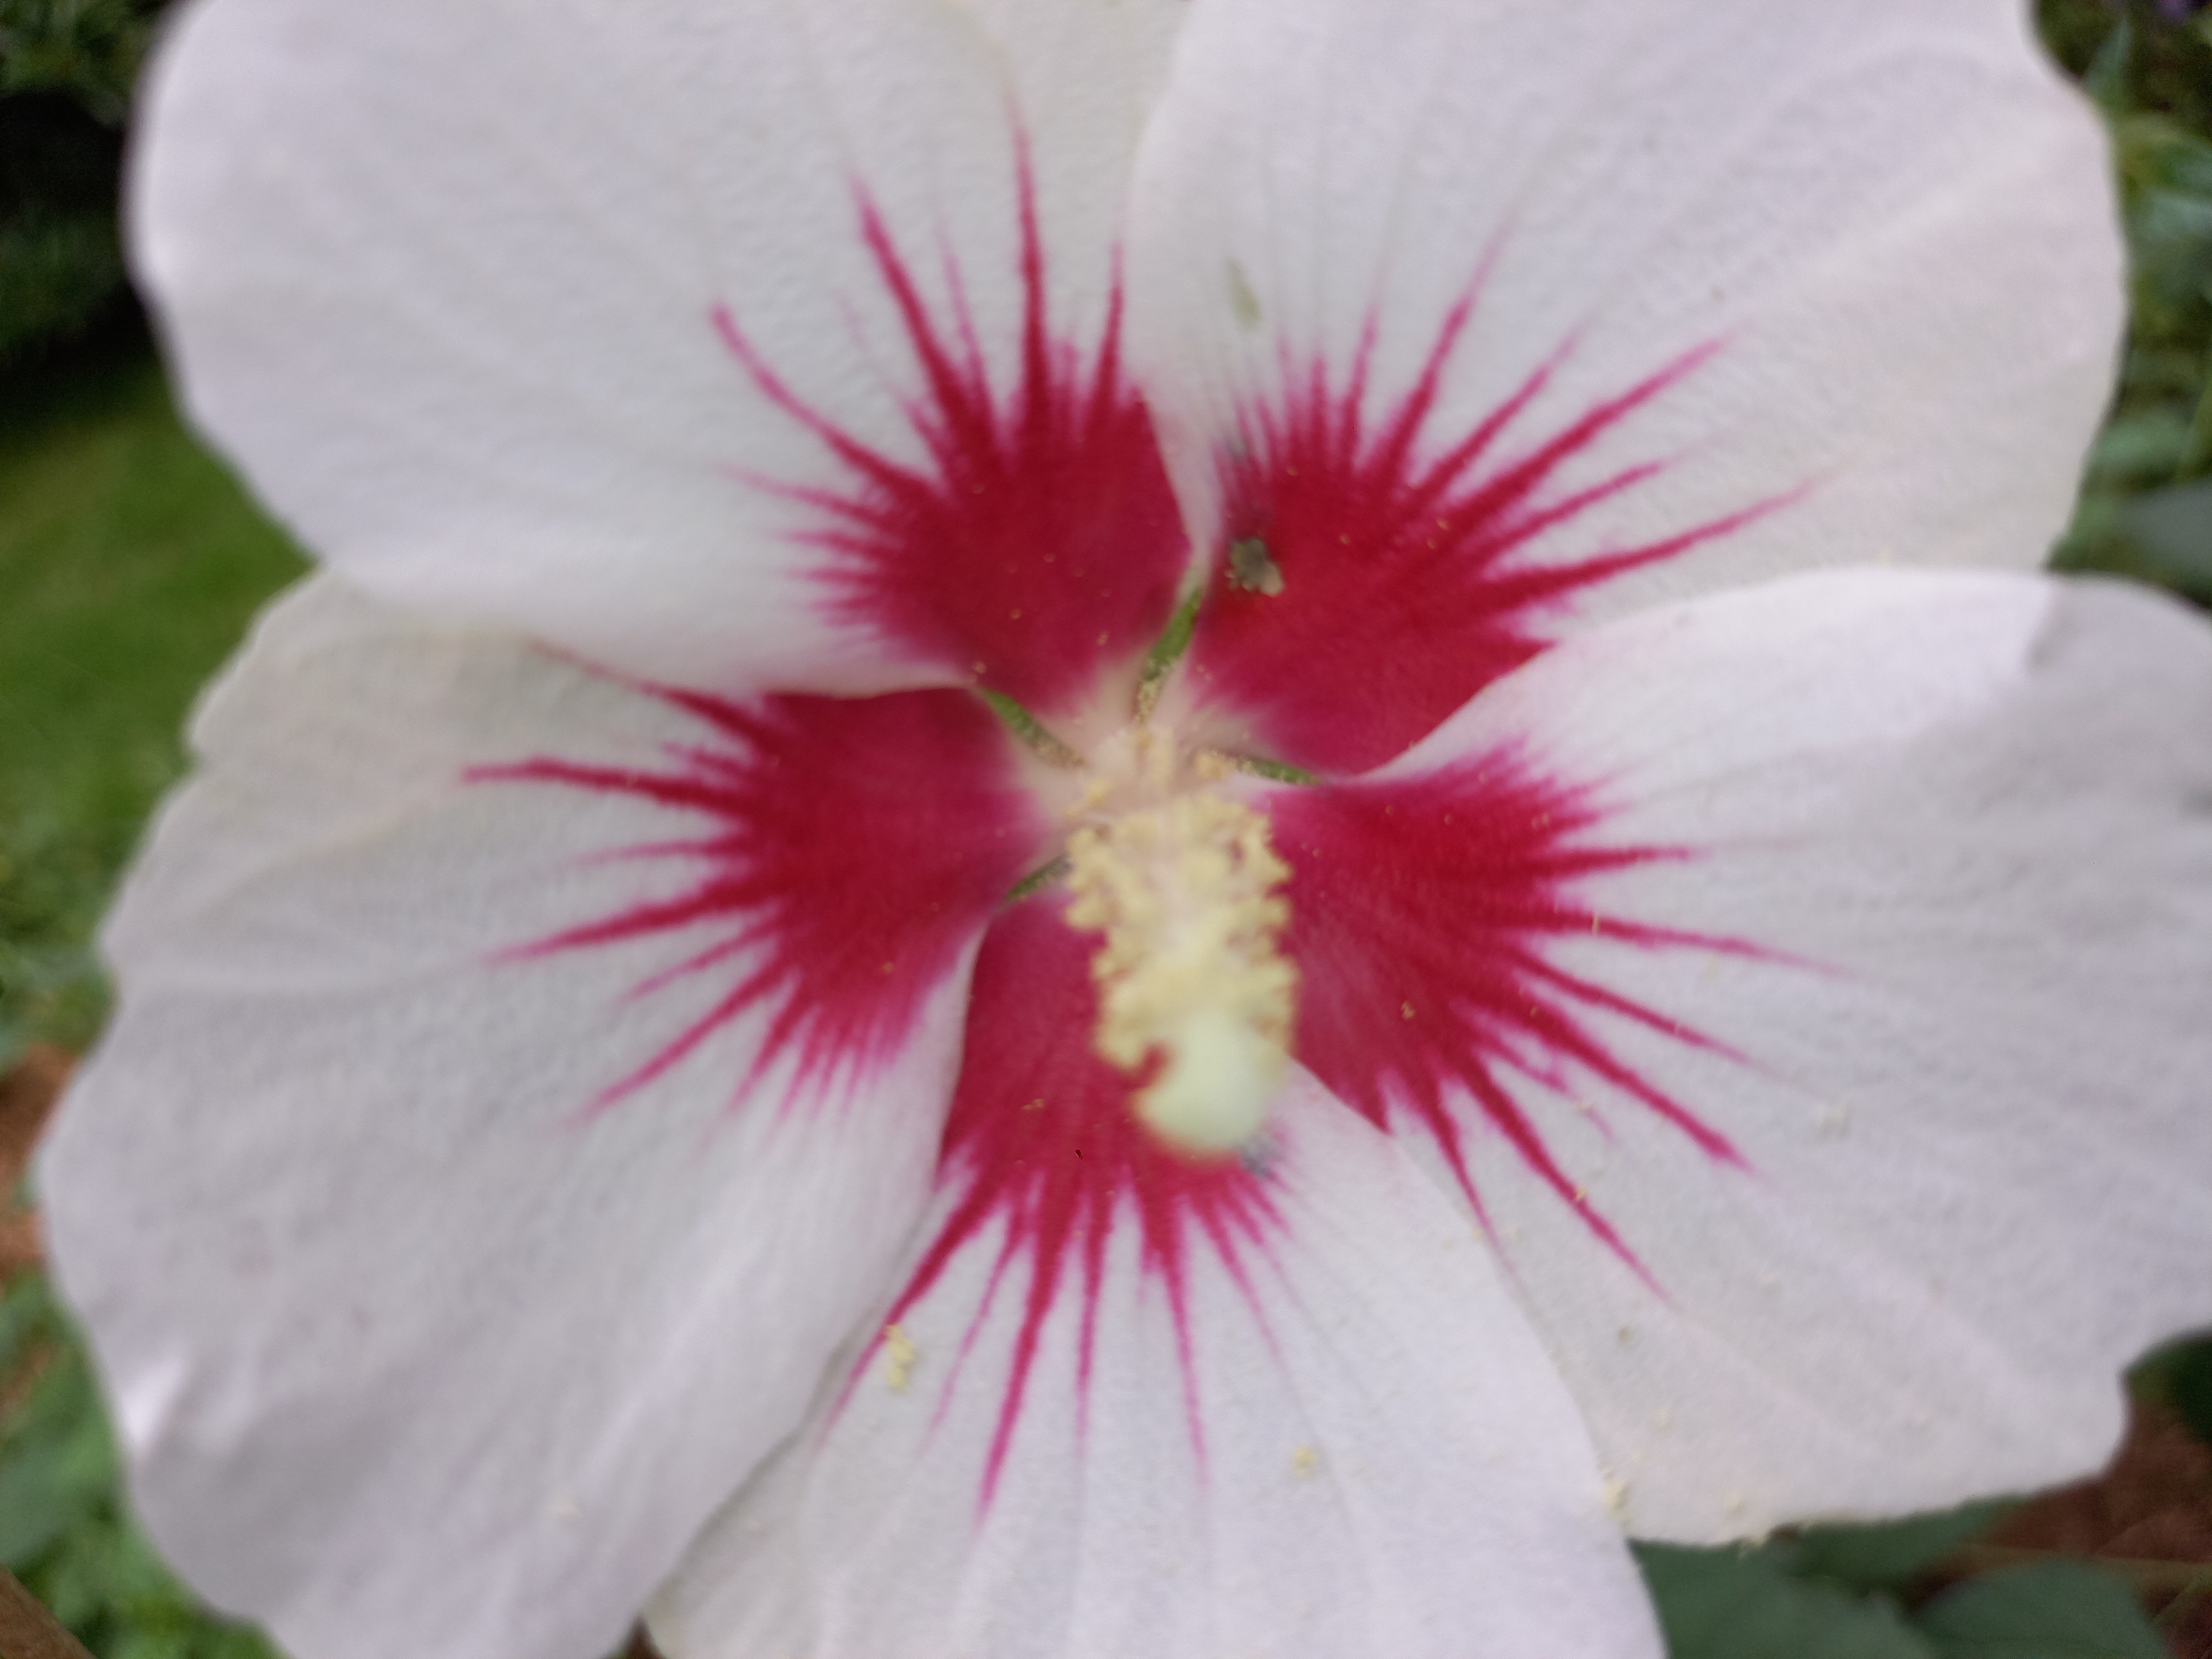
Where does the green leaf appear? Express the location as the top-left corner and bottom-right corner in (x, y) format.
(2085, 408), (2194, 484)
(28, 1510), (125, 1630)
(2084, 13), (2133, 112)
(0, 1360), (116, 1565)
(1637, 1543), (1939, 1659)
(2128, 188), (2212, 319)
(1914, 1562), (2167, 1659)
(1789, 1503), (2012, 1593)
(2114, 111), (2212, 201)
(0, 1442), (79, 1563)
(2113, 478), (2212, 597)
(2163, 1332), (2212, 1447)
(108, 1630), (195, 1659)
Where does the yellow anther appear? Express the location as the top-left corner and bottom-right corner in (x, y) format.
(1065, 791), (1296, 1157)
(882, 1323), (917, 1392)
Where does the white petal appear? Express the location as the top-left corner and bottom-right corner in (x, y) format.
(650, 1062), (1660, 1659)
(38, 576), (1042, 1659)
(1126, 0), (2118, 632)
(1338, 567), (2212, 1540)
(134, 0), (1188, 703)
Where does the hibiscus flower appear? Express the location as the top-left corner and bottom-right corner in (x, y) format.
(38, 0), (2212, 1656)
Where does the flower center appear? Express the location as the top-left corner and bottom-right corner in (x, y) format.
(1062, 732), (1296, 1159)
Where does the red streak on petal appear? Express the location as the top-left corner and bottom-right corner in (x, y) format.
(1191, 309), (1793, 774)
(1271, 750), (1755, 1275)
(470, 688), (1045, 1110)
(881, 898), (1280, 1506)
(709, 156), (1186, 720)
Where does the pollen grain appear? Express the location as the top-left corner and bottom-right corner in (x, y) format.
(882, 1322), (919, 1392)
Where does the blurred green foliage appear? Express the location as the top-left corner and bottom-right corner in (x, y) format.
(3, 1274), (276, 1658)
(2044, 0), (2212, 602)
(0, 0), (172, 366)
(1, 2), (2210, 1657)
(0, 345), (301, 1655)
(1639, 1542), (2174, 1659)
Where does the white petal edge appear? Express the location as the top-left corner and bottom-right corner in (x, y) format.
(36, 576), (982, 1659)
(1126, 0), (2120, 611)
(132, 0), (1185, 695)
(1372, 566), (2212, 1540)
(648, 1070), (1663, 1659)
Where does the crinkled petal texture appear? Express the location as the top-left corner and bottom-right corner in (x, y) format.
(650, 907), (1658, 1659)
(133, 0), (1190, 715)
(1127, 0), (2123, 773)
(38, 576), (1047, 1659)
(1262, 568), (2212, 1542)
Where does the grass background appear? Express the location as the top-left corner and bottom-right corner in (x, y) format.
(3, 1), (2212, 1655)
(1, 344), (303, 1071)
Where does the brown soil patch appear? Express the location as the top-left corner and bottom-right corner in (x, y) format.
(1991, 1399), (2212, 1562)
(0, 1044), (70, 1279)
(1969, 1397), (2212, 1654)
